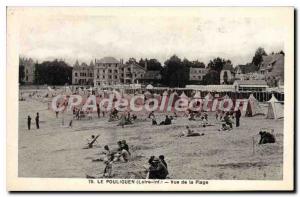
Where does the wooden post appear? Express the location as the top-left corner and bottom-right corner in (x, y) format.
(252, 136), (255, 155)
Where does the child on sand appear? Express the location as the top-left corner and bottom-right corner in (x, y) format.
(103, 160), (113, 178)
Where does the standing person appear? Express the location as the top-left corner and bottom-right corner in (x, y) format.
(235, 108), (241, 127)
(223, 112), (232, 129)
(27, 115), (31, 130)
(55, 104), (59, 118)
(97, 104), (100, 118)
(35, 112), (40, 129)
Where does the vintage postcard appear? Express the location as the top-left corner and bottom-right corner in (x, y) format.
(7, 7), (294, 191)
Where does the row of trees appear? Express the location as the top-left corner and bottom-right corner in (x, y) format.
(34, 60), (73, 85)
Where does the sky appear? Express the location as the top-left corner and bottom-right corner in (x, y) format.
(15, 7), (285, 67)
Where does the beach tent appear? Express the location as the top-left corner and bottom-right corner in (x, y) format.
(266, 94), (284, 119)
(244, 94), (265, 117)
(179, 92), (188, 99)
(222, 94), (230, 99)
(193, 91), (201, 98)
(65, 86), (72, 96)
(203, 92), (214, 111)
(146, 84), (154, 90)
(162, 90), (169, 96)
(47, 86), (56, 97)
(204, 92), (213, 100)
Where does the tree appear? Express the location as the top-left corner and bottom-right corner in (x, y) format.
(204, 57), (232, 84)
(146, 59), (163, 71)
(191, 60), (205, 68)
(34, 60), (72, 85)
(223, 71), (228, 84)
(126, 57), (138, 65)
(252, 47), (267, 70)
(161, 55), (189, 87)
(19, 65), (25, 84)
(202, 70), (219, 85)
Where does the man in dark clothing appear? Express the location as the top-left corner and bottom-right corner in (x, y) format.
(164, 115), (172, 125)
(159, 155), (168, 169)
(223, 113), (232, 129)
(121, 140), (131, 155)
(27, 115), (31, 130)
(148, 157), (168, 179)
(259, 131), (276, 144)
(97, 104), (100, 118)
(235, 109), (241, 127)
(35, 112), (40, 129)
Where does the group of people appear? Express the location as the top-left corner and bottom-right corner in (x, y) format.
(27, 112), (40, 130)
(90, 139), (131, 178)
(218, 109), (242, 131)
(146, 155), (169, 179)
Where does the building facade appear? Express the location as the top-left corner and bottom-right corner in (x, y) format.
(259, 53), (284, 87)
(93, 57), (122, 86)
(220, 63), (235, 84)
(233, 80), (268, 91)
(19, 57), (35, 84)
(189, 67), (208, 82)
(120, 63), (146, 84)
(72, 60), (94, 85)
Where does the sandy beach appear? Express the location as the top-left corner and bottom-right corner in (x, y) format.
(18, 97), (283, 180)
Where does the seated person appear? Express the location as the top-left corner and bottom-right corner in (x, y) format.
(148, 157), (169, 179)
(180, 126), (203, 137)
(188, 112), (196, 121)
(152, 118), (157, 125)
(164, 115), (172, 125)
(223, 113), (233, 129)
(218, 123), (231, 131)
(159, 155), (168, 169)
(114, 141), (130, 162)
(259, 130), (276, 144)
(93, 145), (111, 162)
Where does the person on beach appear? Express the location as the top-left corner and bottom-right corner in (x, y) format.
(27, 115), (31, 130)
(97, 104), (100, 118)
(223, 112), (233, 129)
(180, 126), (203, 137)
(103, 160), (113, 178)
(55, 104), (59, 118)
(35, 112), (40, 129)
(235, 108), (241, 127)
(148, 157), (168, 179)
(159, 155), (168, 169)
(87, 135), (99, 146)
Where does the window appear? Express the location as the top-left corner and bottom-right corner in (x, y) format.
(75, 72), (78, 77)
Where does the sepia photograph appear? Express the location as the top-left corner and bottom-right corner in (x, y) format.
(6, 7), (294, 191)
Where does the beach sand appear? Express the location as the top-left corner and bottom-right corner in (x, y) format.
(18, 98), (283, 180)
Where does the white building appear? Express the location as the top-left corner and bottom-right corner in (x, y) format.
(189, 67), (208, 82)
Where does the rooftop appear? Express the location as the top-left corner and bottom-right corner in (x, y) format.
(234, 80), (267, 86)
(96, 57), (120, 64)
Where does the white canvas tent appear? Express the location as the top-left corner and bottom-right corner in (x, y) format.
(243, 94), (265, 117)
(266, 94), (284, 119)
(193, 91), (201, 98)
(146, 84), (154, 90)
(204, 92), (213, 100)
(222, 94), (230, 99)
(179, 92), (188, 99)
(65, 86), (72, 96)
(162, 90), (168, 96)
